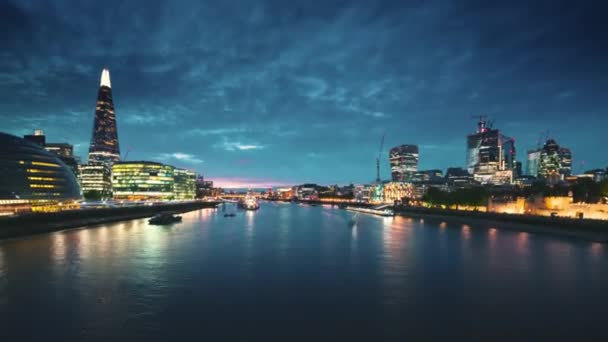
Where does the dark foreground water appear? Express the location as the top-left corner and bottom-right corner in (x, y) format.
(1, 202), (606, 340)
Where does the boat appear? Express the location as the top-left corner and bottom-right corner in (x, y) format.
(224, 213), (236, 217)
(237, 192), (260, 210)
(345, 205), (394, 217)
(148, 213), (182, 225)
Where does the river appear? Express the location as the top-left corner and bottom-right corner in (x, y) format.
(0, 202), (606, 340)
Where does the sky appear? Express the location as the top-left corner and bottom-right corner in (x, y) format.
(1, 0), (607, 187)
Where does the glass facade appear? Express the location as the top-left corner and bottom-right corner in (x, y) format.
(79, 163), (112, 199)
(526, 149), (541, 177)
(88, 69), (120, 164)
(466, 119), (517, 184)
(0, 133), (81, 214)
(173, 168), (196, 200)
(389, 145), (419, 182)
(538, 139), (572, 183)
(112, 162), (175, 200)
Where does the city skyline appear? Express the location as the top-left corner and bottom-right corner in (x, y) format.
(1, 1), (607, 187)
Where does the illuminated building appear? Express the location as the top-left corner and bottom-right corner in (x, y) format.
(195, 176), (219, 198)
(446, 167), (475, 189)
(353, 185), (373, 203)
(559, 147), (572, 177)
(294, 184), (319, 200)
(538, 139), (572, 184)
(526, 149), (541, 176)
(389, 144), (419, 182)
(370, 183), (384, 203)
(79, 163), (112, 199)
(276, 188), (293, 200)
(581, 169), (606, 183)
(88, 68), (120, 164)
(0, 132), (81, 215)
(45, 143), (73, 158)
(80, 69), (121, 198)
(174, 168), (196, 200)
(22, 130), (79, 176)
(383, 182), (414, 204)
(112, 162), (175, 200)
(466, 117), (516, 185)
(412, 169), (443, 183)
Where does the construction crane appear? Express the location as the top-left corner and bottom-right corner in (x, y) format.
(376, 134), (385, 183)
(122, 147), (131, 161)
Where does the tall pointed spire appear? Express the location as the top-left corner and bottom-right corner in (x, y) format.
(100, 68), (111, 88)
(88, 68), (120, 164)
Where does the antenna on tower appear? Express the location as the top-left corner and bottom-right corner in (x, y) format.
(376, 133), (385, 183)
(471, 114), (488, 133)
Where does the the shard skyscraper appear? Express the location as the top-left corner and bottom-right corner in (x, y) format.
(88, 68), (120, 164)
(79, 68), (119, 199)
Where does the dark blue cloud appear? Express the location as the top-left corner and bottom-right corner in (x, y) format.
(1, 0), (607, 185)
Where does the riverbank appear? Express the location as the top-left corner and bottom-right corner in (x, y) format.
(0, 201), (219, 240)
(395, 206), (608, 242)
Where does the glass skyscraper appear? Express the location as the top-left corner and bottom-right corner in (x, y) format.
(537, 139), (573, 183)
(466, 118), (516, 184)
(389, 144), (419, 182)
(80, 69), (120, 198)
(88, 68), (120, 164)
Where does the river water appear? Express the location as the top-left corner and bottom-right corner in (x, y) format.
(0, 202), (606, 340)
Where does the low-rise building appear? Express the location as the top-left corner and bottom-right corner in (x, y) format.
(112, 161), (175, 200)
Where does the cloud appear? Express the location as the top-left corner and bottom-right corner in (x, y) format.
(157, 152), (203, 164)
(215, 141), (266, 151)
(186, 127), (247, 136)
(1, 0), (607, 182)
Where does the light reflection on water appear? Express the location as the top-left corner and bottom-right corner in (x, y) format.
(0, 203), (607, 340)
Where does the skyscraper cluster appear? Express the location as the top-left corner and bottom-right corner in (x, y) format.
(386, 116), (580, 188)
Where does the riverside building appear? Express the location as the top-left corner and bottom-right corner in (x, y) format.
(0, 133), (81, 215)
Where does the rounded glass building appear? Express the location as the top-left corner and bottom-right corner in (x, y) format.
(0, 132), (81, 214)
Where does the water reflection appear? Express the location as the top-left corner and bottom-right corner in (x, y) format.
(0, 203), (607, 340)
(516, 232), (529, 254)
(461, 224), (471, 240)
(590, 242), (603, 257)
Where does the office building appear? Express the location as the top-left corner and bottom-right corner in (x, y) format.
(174, 168), (196, 200)
(526, 149), (541, 177)
(112, 162), (175, 200)
(538, 139), (572, 184)
(389, 145), (419, 182)
(79, 163), (112, 199)
(466, 117), (516, 184)
(0, 132), (81, 215)
(23, 130), (79, 176)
